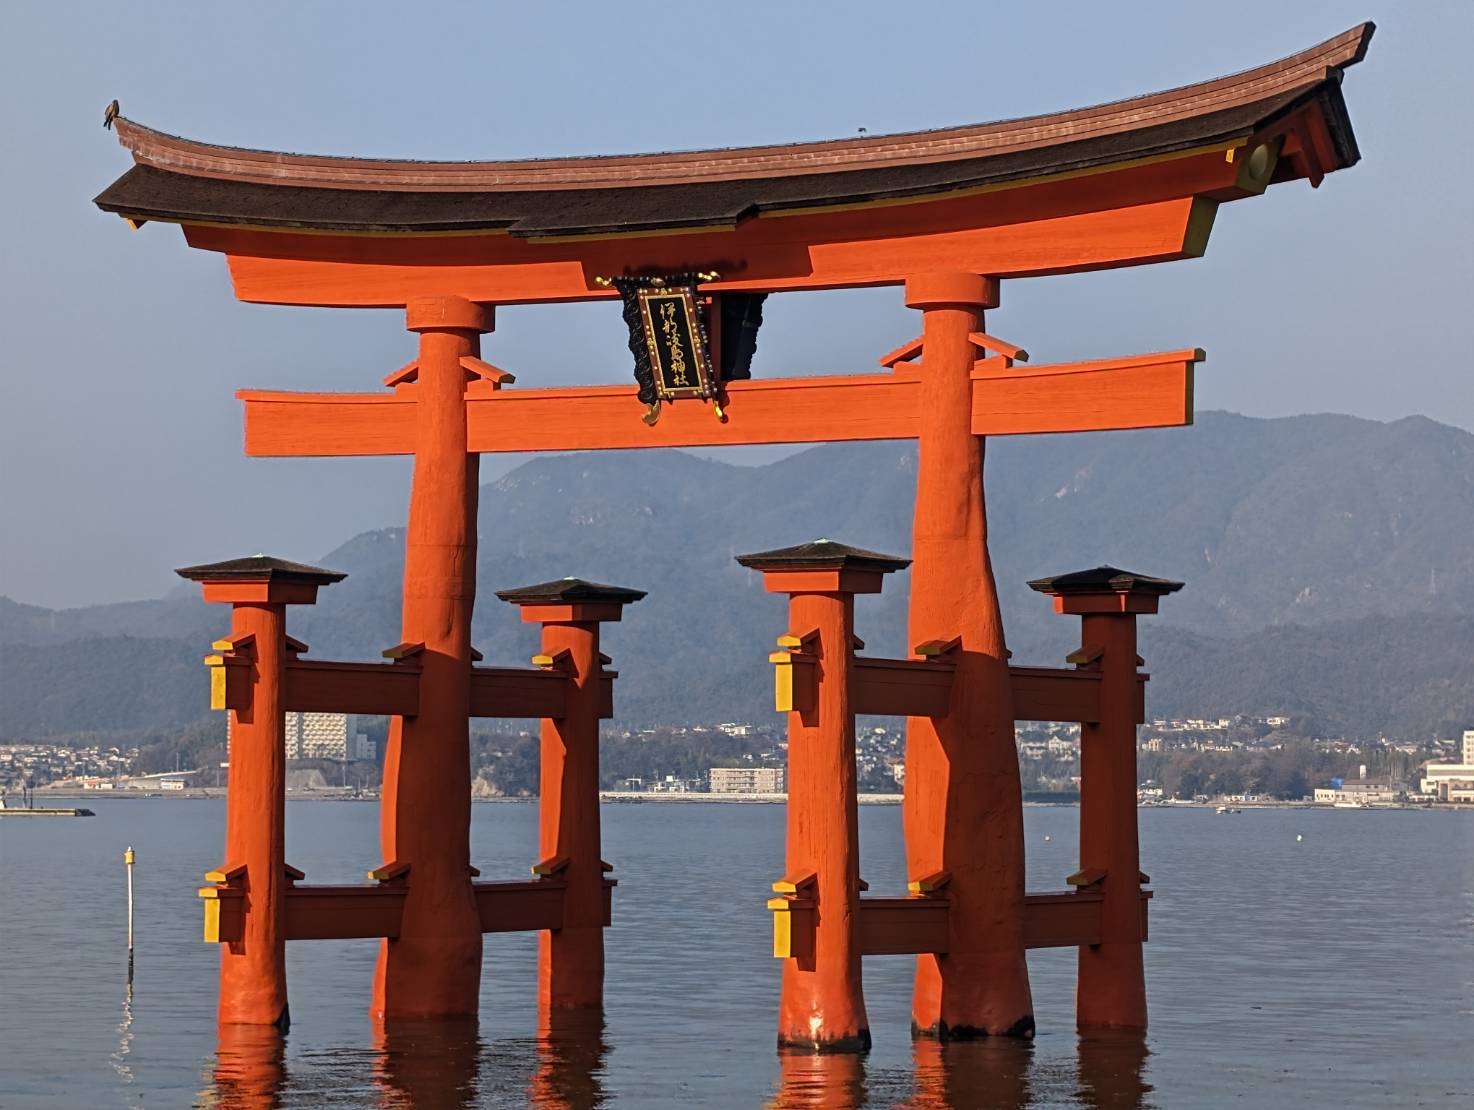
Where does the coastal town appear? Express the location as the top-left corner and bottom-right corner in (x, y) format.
(7, 713), (1471, 809)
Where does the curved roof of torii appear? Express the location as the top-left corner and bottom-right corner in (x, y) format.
(95, 24), (1372, 240)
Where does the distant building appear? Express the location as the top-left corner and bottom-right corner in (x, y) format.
(709, 766), (786, 794)
(1313, 776), (1406, 806)
(159, 778), (187, 791)
(1418, 729), (1474, 802)
(228, 712), (358, 761)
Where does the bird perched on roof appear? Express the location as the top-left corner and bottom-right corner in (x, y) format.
(103, 99), (119, 130)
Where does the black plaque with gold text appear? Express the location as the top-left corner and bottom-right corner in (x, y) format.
(636, 286), (714, 402)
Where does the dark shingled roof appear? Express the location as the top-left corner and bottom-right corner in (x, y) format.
(93, 25), (1372, 239)
(1027, 566), (1184, 597)
(495, 577), (647, 605)
(175, 554), (347, 584)
(735, 539), (910, 574)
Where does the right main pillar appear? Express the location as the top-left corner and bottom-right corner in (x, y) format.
(902, 272), (1033, 1038)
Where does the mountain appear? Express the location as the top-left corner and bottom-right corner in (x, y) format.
(4, 411), (1472, 740)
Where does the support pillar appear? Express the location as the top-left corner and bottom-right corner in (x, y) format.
(902, 272), (1033, 1038)
(177, 555), (345, 1029)
(375, 295), (493, 1019)
(1029, 567), (1182, 1031)
(497, 578), (646, 1016)
(738, 539), (910, 1053)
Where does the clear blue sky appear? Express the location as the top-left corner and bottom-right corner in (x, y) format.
(2, 1), (1469, 608)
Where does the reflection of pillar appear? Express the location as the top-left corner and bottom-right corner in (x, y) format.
(497, 578), (645, 1014)
(910, 1037), (1032, 1110)
(902, 272), (1032, 1039)
(375, 295), (491, 1020)
(1029, 568), (1181, 1032)
(739, 539), (909, 1054)
(372, 1018), (482, 1110)
(1076, 1031), (1152, 1107)
(210, 1023), (287, 1109)
(770, 1050), (868, 1109)
(530, 1008), (610, 1108)
(178, 555), (343, 1029)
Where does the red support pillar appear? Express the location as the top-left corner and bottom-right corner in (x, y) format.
(497, 578), (645, 1016)
(738, 539), (910, 1054)
(374, 295), (493, 1020)
(1029, 567), (1182, 1031)
(902, 272), (1033, 1038)
(177, 555), (345, 1029)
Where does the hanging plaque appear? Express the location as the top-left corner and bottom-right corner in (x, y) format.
(636, 285), (714, 403)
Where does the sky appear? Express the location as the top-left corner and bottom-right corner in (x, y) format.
(1, 1), (1470, 609)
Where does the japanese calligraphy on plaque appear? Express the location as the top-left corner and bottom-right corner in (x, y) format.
(603, 272), (723, 425)
(638, 286), (712, 401)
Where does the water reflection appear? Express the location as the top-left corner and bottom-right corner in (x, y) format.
(207, 1024), (287, 1110)
(769, 1050), (868, 1108)
(763, 1030), (1152, 1108)
(1076, 1031), (1152, 1108)
(906, 1036), (1033, 1108)
(374, 1017), (483, 1109)
(110, 979), (135, 1086)
(529, 1009), (610, 1108)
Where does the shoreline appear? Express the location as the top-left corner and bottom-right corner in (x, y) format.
(19, 788), (1471, 812)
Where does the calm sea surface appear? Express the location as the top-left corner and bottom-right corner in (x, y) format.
(0, 800), (1469, 1108)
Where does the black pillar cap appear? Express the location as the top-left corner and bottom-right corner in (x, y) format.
(1027, 566), (1183, 597)
(175, 554), (347, 585)
(495, 577), (647, 605)
(734, 538), (910, 573)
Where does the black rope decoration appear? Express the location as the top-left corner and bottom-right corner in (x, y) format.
(719, 292), (767, 381)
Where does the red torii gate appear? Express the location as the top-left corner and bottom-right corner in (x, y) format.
(95, 24), (1371, 1049)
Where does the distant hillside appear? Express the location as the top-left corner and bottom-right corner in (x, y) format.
(4, 412), (1472, 740)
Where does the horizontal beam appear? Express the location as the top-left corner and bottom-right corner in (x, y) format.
(203, 878), (614, 942)
(195, 155), (1230, 307)
(468, 667), (568, 719)
(284, 883), (406, 940)
(853, 657), (954, 718)
(858, 896), (950, 955)
(1008, 666), (1147, 724)
(285, 659), (420, 716)
(239, 350), (1199, 458)
(472, 878), (615, 932)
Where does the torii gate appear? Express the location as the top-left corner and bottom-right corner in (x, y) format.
(95, 24), (1371, 1048)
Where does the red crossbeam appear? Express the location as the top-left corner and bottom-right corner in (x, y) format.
(238, 351), (1201, 458)
(846, 658), (1146, 724)
(848, 889), (1152, 956)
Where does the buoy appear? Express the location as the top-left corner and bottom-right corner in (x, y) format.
(1295, 834), (1303, 842)
(1044, 835), (1051, 842)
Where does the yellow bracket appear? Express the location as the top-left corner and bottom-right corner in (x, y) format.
(907, 869), (952, 895)
(531, 855), (571, 878)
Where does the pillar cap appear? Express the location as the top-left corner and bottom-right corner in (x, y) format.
(405, 295), (493, 333)
(1027, 566), (1182, 598)
(904, 272), (999, 310)
(495, 577), (646, 606)
(175, 554), (347, 586)
(735, 538), (910, 574)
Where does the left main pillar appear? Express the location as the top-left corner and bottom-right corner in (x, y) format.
(178, 554), (345, 1029)
(375, 295), (493, 1019)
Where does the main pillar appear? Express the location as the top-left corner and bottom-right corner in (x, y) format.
(1030, 567), (1182, 1030)
(497, 578), (646, 1014)
(902, 272), (1033, 1038)
(177, 555), (345, 1028)
(738, 539), (910, 1053)
(374, 295), (492, 1019)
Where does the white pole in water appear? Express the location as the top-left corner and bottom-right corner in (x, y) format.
(124, 846), (136, 983)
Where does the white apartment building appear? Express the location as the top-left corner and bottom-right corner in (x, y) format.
(228, 713), (368, 761)
(1419, 729), (1474, 802)
(709, 766), (786, 794)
